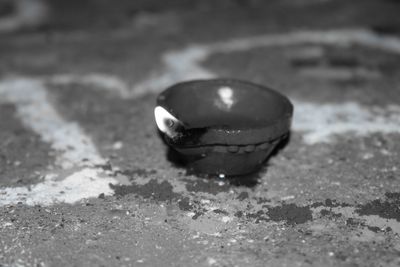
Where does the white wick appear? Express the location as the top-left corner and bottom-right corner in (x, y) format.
(154, 106), (182, 138)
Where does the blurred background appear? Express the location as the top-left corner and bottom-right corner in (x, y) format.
(1, 0), (400, 33)
(0, 0), (399, 35)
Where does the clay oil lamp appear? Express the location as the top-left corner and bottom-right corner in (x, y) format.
(154, 79), (293, 177)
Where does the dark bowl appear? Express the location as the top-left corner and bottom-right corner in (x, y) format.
(154, 79), (293, 176)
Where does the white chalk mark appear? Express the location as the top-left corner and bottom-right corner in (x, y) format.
(132, 46), (215, 97)
(130, 28), (400, 143)
(31, 29), (399, 106)
(132, 28), (400, 97)
(0, 169), (117, 206)
(0, 77), (121, 206)
(0, 0), (48, 34)
(0, 78), (105, 169)
(293, 101), (400, 144)
(46, 73), (131, 98)
(210, 29), (400, 54)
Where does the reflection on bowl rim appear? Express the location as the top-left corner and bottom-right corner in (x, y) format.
(155, 79), (293, 147)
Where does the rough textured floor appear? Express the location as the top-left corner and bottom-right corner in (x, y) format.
(1, 0), (400, 266)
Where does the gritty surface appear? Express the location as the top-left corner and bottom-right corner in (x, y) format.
(1, 0), (400, 266)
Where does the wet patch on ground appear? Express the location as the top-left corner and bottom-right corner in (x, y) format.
(118, 168), (157, 178)
(356, 192), (400, 221)
(111, 179), (181, 200)
(267, 204), (313, 225)
(311, 199), (351, 209)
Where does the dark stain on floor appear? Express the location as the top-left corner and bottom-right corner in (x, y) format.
(346, 217), (392, 233)
(320, 209), (342, 219)
(236, 192), (249, 200)
(245, 203), (313, 225)
(119, 168), (157, 179)
(177, 197), (193, 211)
(267, 203), (313, 225)
(355, 192), (400, 221)
(109, 179), (201, 213)
(311, 198), (351, 208)
(110, 179), (182, 201)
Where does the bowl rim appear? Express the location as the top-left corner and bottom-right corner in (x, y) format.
(156, 79), (293, 146)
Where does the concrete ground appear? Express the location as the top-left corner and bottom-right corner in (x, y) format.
(1, 0), (400, 266)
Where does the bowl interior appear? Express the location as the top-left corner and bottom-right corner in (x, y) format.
(160, 80), (291, 129)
